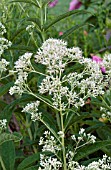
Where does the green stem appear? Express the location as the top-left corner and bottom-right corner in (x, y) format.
(0, 155), (6, 170)
(40, 0), (45, 42)
(60, 109), (67, 170)
(26, 117), (37, 153)
(28, 91), (60, 111)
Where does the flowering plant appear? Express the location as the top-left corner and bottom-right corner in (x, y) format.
(8, 38), (111, 169)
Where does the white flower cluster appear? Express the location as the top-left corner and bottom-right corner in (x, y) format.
(26, 24), (35, 35)
(0, 58), (9, 74)
(35, 38), (82, 74)
(9, 53), (33, 95)
(14, 52), (33, 71)
(0, 23), (11, 76)
(103, 53), (111, 74)
(100, 106), (111, 122)
(26, 24), (34, 31)
(9, 39), (111, 111)
(0, 23), (12, 56)
(39, 131), (61, 153)
(38, 154), (62, 170)
(0, 37), (12, 56)
(35, 39), (109, 110)
(22, 101), (41, 121)
(0, 119), (7, 132)
(71, 128), (96, 144)
(0, 22), (6, 35)
(67, 154), (111, 170)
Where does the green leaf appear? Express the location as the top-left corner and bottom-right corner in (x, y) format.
(24, 166), (38, 170)
(9, 45), (36, 52)
(17, 152), (51, 170)
(0, 100), (7, 111)
(10, 26), (26, 42)
(74, 140), (111, 161)
(64, 112), (91, 132)
(96, 126), (111, 140)
(0, 132), (22, 146)
(60, 23), (94, 39)
(0, 94), (35, 122)
(0, 82), (14, 97)
(10, 0), (40, 8)
(44, 10), (91, 31)
(0, 141), (15, 170)
(41, 115), (60, 144)
(26, 18), (41, 30)
(42, 0), (50, 7)
(17, 153), (40, 170)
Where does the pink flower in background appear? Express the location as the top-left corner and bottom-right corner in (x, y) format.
(92, 55), (103, 64)
(91, 55), (106, 73)
(48, 0), (58, 8)
(100, 66), (106, 73)
(59, 32), (63, 36)
(69, 0), (82, 11)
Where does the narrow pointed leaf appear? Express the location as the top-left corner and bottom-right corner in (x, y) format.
(60, 23), (94, 39)
(0, 82), (14, 96)
(0, 132), (22, 145)
(74, 140), (111, 161)
(0, 141), (15, 170)
(10, 0), (40, 8)
(26, 18), (41, 30)
(42, 0), (50, 7)
(44, 10), (91, 31)
(11, 26), (26, 42)
(9, 45), (36, 52)
(64, 112), (91, 132)
(17, 152), (51, 170)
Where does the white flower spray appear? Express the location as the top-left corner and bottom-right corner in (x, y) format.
(9, 38), (111, 169)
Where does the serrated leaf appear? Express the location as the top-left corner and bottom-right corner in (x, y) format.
(60, 23), (94, 39)
(0, 82), (14, 97)
(0, 133), (22, 145)
(10, 0), (40, 8)
(74, 140), (111, 161)
(44, 10), (91, 31)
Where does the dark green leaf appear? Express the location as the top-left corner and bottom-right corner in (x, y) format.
(60, 23), (94, 39)
(0, 141), (15, 170)
(64, 112), (91, 132)
(9, 45), (36, 52)
(74, 140), (111, 161)
(10, 26), (26, 42)
(0, 94), (35, 122)
(17, 152), (51, 170)
(0, 132), (22, 145)
(26, 18), (41, 30)
(44, 10), (91, 31)
(0, 82), (14, 97)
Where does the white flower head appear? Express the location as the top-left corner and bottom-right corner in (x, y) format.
(0, 119), (7, 131)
